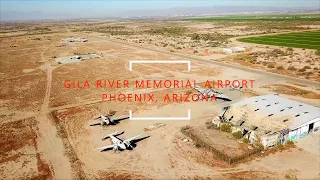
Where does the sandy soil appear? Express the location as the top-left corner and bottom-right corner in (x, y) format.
(1, 20), (320, 179)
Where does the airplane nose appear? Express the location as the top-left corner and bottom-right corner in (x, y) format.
(119, 144), (126, 149)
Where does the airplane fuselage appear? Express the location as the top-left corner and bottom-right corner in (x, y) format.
(100, 115), (112, 125)
(110, 136), (126, 149)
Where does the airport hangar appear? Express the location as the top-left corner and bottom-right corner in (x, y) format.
(214, 94), (320, 148)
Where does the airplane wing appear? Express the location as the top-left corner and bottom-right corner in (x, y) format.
(94, 145), (114, 152)
(113, 116), (129, 122)
(89, 122), (101, 126)
(102, 130), (125, 140)
(193, 86), (204, 93)
(124, 134), (142, 143)
(90, 122), (101, 126)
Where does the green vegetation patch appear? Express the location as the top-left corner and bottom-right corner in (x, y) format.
(238, 30), (320, 49)
(190, 33), (233, 41)
(145, 27), (188, 36)
(220, 123), (232, 133)
(185, 14), (320, 21)
(74, 25), (136, 35)
(232, 131), (243, 139)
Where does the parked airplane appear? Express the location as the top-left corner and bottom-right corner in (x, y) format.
(229, 81), (243, 91)
(229, 85), (243, 91)
(94, 131), (148, 152)
(89, 114), (128, 126)
(193, 86), (231, 101)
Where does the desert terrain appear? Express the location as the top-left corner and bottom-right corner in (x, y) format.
(1, 16), (320, 179)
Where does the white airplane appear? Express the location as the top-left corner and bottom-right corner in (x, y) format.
(89, 114), (128, 126)
(94, 131), (145, 152)
(193, 86), (231, 101)
(229, 81), (243, 91)
(90, 115), (113, 126)
(229, 85), (243, 91)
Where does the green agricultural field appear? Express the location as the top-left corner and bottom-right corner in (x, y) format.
(238, 30), (320, 49)
(186, 14), (320, 21)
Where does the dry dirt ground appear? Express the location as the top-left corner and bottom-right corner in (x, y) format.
(1, 21), (320, 179)
(70, 20), (320, 82)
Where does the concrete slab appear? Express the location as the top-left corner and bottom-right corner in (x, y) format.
(295, 131), (320, 156)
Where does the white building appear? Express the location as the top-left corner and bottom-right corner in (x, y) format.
(64, 37), (88, 42)
(215, 94), (320, 148)
(223, 47), (246, 53)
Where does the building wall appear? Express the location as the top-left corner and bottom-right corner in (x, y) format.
(314, 121), (320, 132)
(299, 125), (309, 138)
(261, 133), (279, 148)
(289, 120), (320, 140)
(289, 129), (298, 140)
(248, 131), (258, 142)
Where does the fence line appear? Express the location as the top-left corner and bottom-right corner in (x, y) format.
(180, 126), (263, 165)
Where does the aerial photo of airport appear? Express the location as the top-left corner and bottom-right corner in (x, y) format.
(0, 0), (320, 179)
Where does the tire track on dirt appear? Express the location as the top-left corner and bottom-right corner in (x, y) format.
(34, 42), (74, 179)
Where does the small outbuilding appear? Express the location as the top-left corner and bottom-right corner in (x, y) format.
(223, 47), (246, 53)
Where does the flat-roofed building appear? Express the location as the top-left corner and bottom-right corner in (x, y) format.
(64, 37), (88, 42)
(223, 47), (246, 53)
(214, 94), (320, 148)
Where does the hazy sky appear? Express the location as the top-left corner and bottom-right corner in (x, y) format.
(1, 0), (319, 21)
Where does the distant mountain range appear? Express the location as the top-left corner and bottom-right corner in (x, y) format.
(1, 6), (319, 22)
(122, 6), (320, 18)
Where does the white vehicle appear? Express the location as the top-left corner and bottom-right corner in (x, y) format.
(94, 131), (146, 152)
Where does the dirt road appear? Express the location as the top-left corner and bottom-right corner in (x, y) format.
(35, 62), (73, 178)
